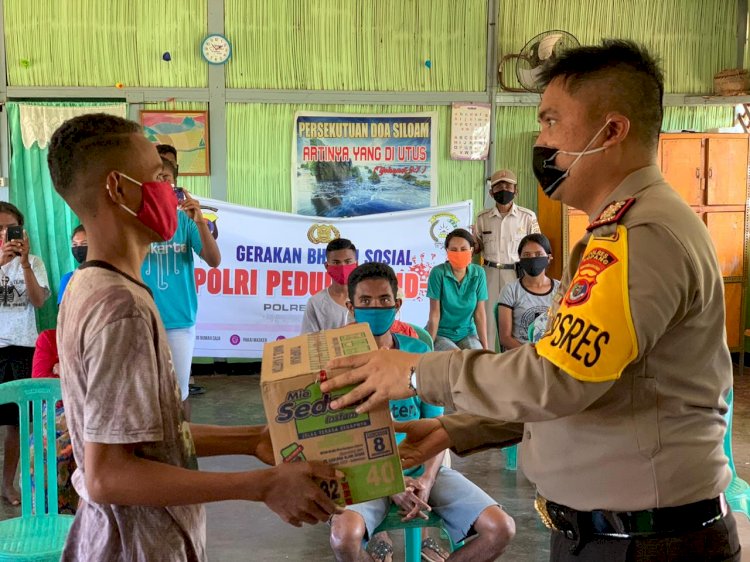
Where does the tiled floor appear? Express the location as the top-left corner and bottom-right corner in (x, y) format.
(3, 368), (750, 561)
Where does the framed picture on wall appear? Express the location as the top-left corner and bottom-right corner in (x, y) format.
(140, 110), (210, 176)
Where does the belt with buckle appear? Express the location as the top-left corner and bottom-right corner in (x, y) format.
(534, 494), (727, 539)
(484, 260), (516, 270)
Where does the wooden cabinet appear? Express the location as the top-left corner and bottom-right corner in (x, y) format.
(537, 133), (749, 351)
(660, 137), (704, 205)
(706, 211), (745, 277)
(707, 137), (748, 205)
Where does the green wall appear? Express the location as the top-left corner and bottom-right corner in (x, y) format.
(3, 0), (740, 214)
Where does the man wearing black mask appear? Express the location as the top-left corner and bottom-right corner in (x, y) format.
(322, 40), (741, 561)
(475, 168), (539, 350)
(58, 225), (87, 304)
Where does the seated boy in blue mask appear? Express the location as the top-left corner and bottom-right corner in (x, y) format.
(328, 262), (515, 562)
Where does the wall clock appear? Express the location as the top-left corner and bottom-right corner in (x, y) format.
(201, 34), (232, 65)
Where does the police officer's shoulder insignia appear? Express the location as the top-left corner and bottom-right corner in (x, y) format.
(564, 248), (618, 307)
(586, 198), (636, 232)
(536, 224), (638, 383)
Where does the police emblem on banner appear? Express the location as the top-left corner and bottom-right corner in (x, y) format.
(428, 212), (460, 248)
(307, 224), (341, 244)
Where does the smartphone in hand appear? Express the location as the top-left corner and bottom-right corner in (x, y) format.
(6, 225), (23, 256)
(174, 187), (186, 203)
(6, 225), (23, 241)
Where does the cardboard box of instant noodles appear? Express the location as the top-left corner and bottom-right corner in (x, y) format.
(261, 324), (404, 506)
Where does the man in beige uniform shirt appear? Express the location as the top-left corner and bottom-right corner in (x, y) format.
(322, 40), (739, 561)
(476, 169), (540, 350)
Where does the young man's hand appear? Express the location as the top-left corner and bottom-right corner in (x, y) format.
(261, 461), (344, 527)
(179, 191), (204, 223)
(391, 477), (431, 521)
(395, 419), (452, 469)
(408, 475), (436, 519)
(18, 232), (31, 266)
(0, 239), (17, 266)
(1, 233), (29, 266)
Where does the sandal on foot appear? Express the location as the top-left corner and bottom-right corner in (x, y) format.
(421, 537), (450, 561)
(367, 538), (394, 562)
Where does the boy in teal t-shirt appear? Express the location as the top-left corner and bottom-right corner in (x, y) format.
(328, 262), (514, 562)
(141, 156), (222, 406)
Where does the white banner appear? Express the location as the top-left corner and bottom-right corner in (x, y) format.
(194, 199), (473, 358)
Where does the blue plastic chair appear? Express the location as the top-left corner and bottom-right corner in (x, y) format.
(724, 388), (750, 517)
(0, 379), (75, 560)
(407, 324), (434, 351)
(373, 503), (461, 562)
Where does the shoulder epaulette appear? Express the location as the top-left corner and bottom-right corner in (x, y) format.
(586, 198), (636, 231)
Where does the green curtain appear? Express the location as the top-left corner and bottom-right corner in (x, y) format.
(6, 102), (122, 330)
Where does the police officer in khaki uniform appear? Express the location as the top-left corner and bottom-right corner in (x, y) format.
(322, 40), (739, 561)
(476, 169), (540, 351)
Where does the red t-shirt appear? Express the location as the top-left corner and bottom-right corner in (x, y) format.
(391, 320), (417, 338)
(32, 329), (58, 379)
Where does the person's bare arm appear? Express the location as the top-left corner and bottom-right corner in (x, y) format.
(474, 302), (489, 350)
(16, 235), (48, 308)
(189, 423), (273, 464)
(497, 305), (522, 350)
(426, 299), (441, 342)
(85, 441), (341, 526)
(400, 451), (445, 521)
(196, 220), (221, 267)
(180, 192), (221, 267)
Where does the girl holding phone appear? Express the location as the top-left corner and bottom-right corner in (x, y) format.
(0, 202), (50, 505)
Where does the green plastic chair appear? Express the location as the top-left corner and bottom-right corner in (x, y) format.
(0, 379), (75, 561)
(373, 503), (461, 562)
(724, 388), (750, 517)
(407, 324), (434, 351)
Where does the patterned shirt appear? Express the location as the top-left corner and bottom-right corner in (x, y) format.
(0, 254), (49, 347)
(498, 278), (560, 344)
(58, 262), (205, 561)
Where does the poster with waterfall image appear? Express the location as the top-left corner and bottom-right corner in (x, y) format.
(292, 111), (437, 217)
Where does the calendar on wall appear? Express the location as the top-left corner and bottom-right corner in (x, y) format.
(450, 102), (491, 160)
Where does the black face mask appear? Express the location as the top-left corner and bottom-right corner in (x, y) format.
(72, 245), (88, 264)
(532, 146), (568, 197)
(533, 120), (612, 197)
(492, 190), (515, 206)
(519, 256), (548, 277)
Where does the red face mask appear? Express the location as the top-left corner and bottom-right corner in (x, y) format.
(327, 263), (357, 286)
(111, 172), (178, 241)
(446, 250), (472, 269)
